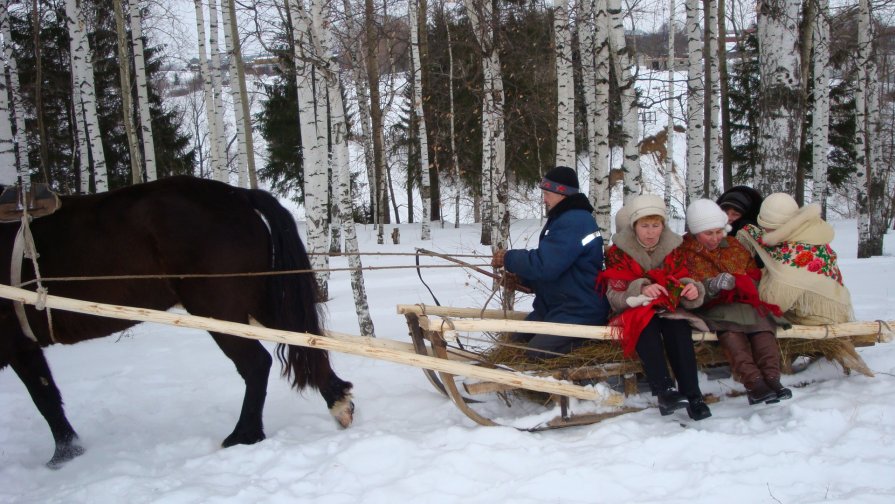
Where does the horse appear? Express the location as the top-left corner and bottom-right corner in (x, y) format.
(0, 176), (354, 468)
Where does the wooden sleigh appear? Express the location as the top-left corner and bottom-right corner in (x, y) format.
(399, 303), (895, 430)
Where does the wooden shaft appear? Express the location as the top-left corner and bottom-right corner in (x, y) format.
(0, 284), (599, 401)
(396, 304), (529, 320)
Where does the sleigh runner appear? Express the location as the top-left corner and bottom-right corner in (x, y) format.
(399, 303), (894, 429)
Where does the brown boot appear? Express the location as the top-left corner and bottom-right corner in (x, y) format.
(750, 331), (790, 400)
(765, 378), (793, 401)
(718, 331), (761, 386)
(745, 378), (778, 405)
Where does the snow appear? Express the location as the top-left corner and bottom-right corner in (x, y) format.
(1, 217), (894, 503)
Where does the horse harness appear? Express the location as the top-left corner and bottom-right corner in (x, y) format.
(2, 184), (61, 344)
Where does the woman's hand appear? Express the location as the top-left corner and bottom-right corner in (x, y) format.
(641, 283), (668, 298)
(680, 283), (699, 301)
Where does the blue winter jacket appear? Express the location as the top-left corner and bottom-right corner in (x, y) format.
(504, 194), (610, 326)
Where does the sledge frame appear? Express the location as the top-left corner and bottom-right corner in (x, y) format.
(398, 303), (895, 430)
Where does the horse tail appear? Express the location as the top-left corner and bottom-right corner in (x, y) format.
(246, 189), (331, 392)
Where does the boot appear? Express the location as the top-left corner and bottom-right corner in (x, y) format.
(746, 378), (778, 405)
(718, 331), (762, 386)
(766, 379), (793, 401)
(657, 388), (688, 416)
(686, 395), (712, 421)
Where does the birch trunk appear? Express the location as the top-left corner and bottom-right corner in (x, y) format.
(289, 0), (330, 298)
(703, 0), (721, 196)
(129, 0), (156, 182)
(64, 0), (89, 190)
(208, 0), (229, 183)
(221, 0), (248, 187)
(554, 0), (575, 168)
(194, 0), (220, 179)
(409, 0), (432, 240)
(756, 0), (802, 196)
(607, 0), (640, 196)
(856, 0), (884, 258)
(685, 0), (704, 204)
(580, 0), (611, 233)
(717, 0), (732, 189)
(363, 0), (389, 243)
(445, 16), (461, 229)
(665, 0), (676, 207)
(810, 0), (829, 209)
(65, 0), (108, 192)
(0, 37), (14, 184)
(319, 7), (374, 336)
(0, 0), (29, 186)
(113, 0), (144, 185)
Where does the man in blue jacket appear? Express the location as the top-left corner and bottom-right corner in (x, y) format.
(491, 166), (610, 359)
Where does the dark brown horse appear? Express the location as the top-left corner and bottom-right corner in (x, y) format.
(0, 176), (354, 468)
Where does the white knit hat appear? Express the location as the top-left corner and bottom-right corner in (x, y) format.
(686, 199), (731, 234)
(758, 193), (799, 229)
(626, 194), (667, 227)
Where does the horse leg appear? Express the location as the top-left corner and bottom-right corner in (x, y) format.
(315, 357), (355, 428)
(209, 333), (272, 447)
(9, 341), (84, 468)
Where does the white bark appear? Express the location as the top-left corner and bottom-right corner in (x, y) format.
(685, 0), (704, 204)
(113, 0), (144, 186)
(665, 0), (676, 207)
(607, 0), (640, 196)
(704, 0), (721, 197)
(0, 0), (28, 186)
(756, 0), (802, 196)
(221, 0), (248, 187)
(856, 0), (884, 258)
(580, 0), (611, 233)
(445, 17), (461, 229)
(554, 0), (575, 168)
(65, 0), (107, 192)
(64, 0), (89, 190)
(409, 0), (431, 240)
(289, 0), (330, 297)
(0, 46), (14, 184)
(319, 4), (374, 336)
(129, 0), (156, 182)
(193, 0), (221, 179)
(810, 0), (829, 208)
(208, 0), (229, 183)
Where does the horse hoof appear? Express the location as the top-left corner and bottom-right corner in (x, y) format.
(221, 430), (266, 448)
(46, 443), (85, 469)
(330, 395), (355, 429)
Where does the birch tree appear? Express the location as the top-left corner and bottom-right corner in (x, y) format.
(0, 45), (14, 184)
(221, 0), (249, 187)
(65, 0), (108, 192)
(207, 0), (229, 182)
(113, 0), (144, 185)
(685, 0), (704, 204)
(129, 0), (156, 182)
(554, 0), (575, 168)
(409, 0), (432, 240)
(289, 0), (330, 298)
(809, 0), (829, 209)
(607, 0), (640, 196)
(664, 0), (676, 207)
(0, 0), (28, 186)
(445, 11), (461, 229)
(465, 0), (507, 251)
(755, 0), (802, 196)
(193, 0), (223, 179)
(703, 0), (720, 196)
(580, 0), (611, 233)
(364, 0), (389, 244)
(856, 0), (884, 258)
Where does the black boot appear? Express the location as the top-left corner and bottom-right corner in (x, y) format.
(746, 379), (779, 405)
(686, 396), (712, 421)
(766, 379), (793, 401)
(657, 388), (688, 416)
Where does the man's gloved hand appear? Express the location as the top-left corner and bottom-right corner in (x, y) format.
(706, 272), (736, 297)
(491, 249), (507, 268)
(501, 272), (521, 292)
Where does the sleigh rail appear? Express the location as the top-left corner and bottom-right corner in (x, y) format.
(398, 303), (894, 429)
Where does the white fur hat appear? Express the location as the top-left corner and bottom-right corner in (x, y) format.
(686, 199), (731, 234)
(758, 193), (800, 229)
(626, 194), (667, 227)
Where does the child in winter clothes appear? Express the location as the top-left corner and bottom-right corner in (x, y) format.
(681, 199), (792, 404)
(717, 185), (764, 237)
(736, 193), (854, 326)
(599, 195), (711, 421)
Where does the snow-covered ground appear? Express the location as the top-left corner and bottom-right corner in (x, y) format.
(2, 217), (894, 503)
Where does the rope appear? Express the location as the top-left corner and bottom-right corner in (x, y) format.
(17, 263), (489, 288)
(876, 320), (893, 343)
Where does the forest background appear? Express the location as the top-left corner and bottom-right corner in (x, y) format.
(1, 0), (894, 333)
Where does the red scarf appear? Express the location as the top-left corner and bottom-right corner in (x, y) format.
(597, 248), (688, 357)
(704, 269), (783, 317)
